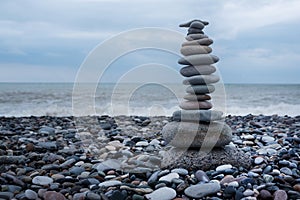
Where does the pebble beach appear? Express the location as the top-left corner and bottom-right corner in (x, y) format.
(1, 114), (300, 200)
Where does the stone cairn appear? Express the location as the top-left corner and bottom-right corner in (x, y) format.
(161, 19), (251, 170)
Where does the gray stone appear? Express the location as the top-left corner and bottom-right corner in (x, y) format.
(254, 157), (264, 165)
(136, 141), (149, 147)
(184, 182), (220, 198)
(182, 38), (213, 46)
(243, 189), (255, 196)
(179, 19), (209, 27)
(178, 55), (219, 65)
(161, 146), (252, 171)
(161, 121), (232, 148)
(190, 21), (205, 29)
(173, 110), (223, 122)
(280, 167), (293, 175)
(159, 172), (179, 183)
(216, 164), (232, 171)
(86, 192), (101, 200)
(25, 189), (38, 200)
(99, 180), (122, 188)
(186, 33), (208, 41)
(188, 28), (204, 35)
(93, 159), (121, 172)
(183, 74), (220, 85)
(261, 136), (275, 143)
(274, 190), (288, 200)
(259, 190), (273, 200)
(181, 45), (212, 56)
(180, 65), (216, 77)
(171, 168), (189, 176)
(44, 191), (66, 200)
(0, 156), (26, 164)
(183, 94), (211, 101)
(60, 158), (76, 168)
(195, 170), (210, 183)
(37, 142), (57, 150)
(186, 85), (215, 94)
(39, 127), (55, 135)
(145, 187), (176, 200)
(263, 174), (274, 183)
(0, 192), (14, 200)
(179, 100), (212, 110)
(69, 166), (85, 176)
(32, 176), (53, 186)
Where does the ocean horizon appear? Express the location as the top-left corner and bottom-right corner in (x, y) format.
(0, 82), (299, 117)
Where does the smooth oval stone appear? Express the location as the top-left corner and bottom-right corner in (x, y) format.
(188, 27), (204, 35)
(159, 172), (179, 183)
(186, 85), (215, 94)
(99, 180), (122, 188)
(259, 189), (273, 200)
(161, 121), (232, 148)
(179, 101), (212, 110)
(274, 190), (288, 200)
(44, 191), (66, 200)
(145, 187), (176, 200)
(179, 19), (209, 27)
(182, 38), (213, 46)
(171, 168), (189, 176)
(195, 170), (210, 183)
(184, 182), (220, 198)
(172, 110), (223, 122)
(180, 65), (216, 77)
(32, 176), (53, 186)
(190, 21), (205, 29)
(181, 46), (212, 56)
(25, 189), (38, 200)
(178, 55), (219, 65)
(186, 34), (208, 41)
(0, 192), (14, 199)
(216, 164), (233, 171)
(183, 94), (211, 101)
(183, 75), (220, 85)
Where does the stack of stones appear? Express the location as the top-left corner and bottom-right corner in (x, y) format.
(161, 19), (250, 170)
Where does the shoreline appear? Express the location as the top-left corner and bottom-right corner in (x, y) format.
(0, 115), (300, 199)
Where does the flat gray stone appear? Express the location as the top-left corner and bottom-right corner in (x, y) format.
(183, 74), (219, 85)
(179, 101), (212, 110)
(161, 121), (232, 148)
(183, 94), (211, 101)
(180, 65), (216, 77)
(181, 45), (212, 56)
(32, 176), (53, 186)
(160, 146), (252, 171)
(186, 34), (208, 41)
(145, 187), (176, 200)
(179, 19), (209, 27)
(182, 38), (213, 46)
(99, 180), (122, 188)
(173, 110), (224, 122)
(190, 21), (205, 29)
(186, 85), (215, 94)
(178, 55), (219, 65)
(25, 189), (38, 200)
(184, 182), (220, 198)
(158, 172), (179, 183)
(188, 27), (204, 35)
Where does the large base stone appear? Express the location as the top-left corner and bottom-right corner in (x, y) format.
(160, 146), (252, 171)
(162, 121), (232, 148)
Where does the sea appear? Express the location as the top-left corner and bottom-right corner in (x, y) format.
(0, 83), (299, 117)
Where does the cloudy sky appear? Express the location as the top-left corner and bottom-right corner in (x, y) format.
(1, 0), (300, 83)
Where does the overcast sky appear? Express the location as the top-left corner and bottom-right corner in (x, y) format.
(1, 0), (300, 83)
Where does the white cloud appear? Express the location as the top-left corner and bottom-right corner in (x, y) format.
(213, 0), (300, 39)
